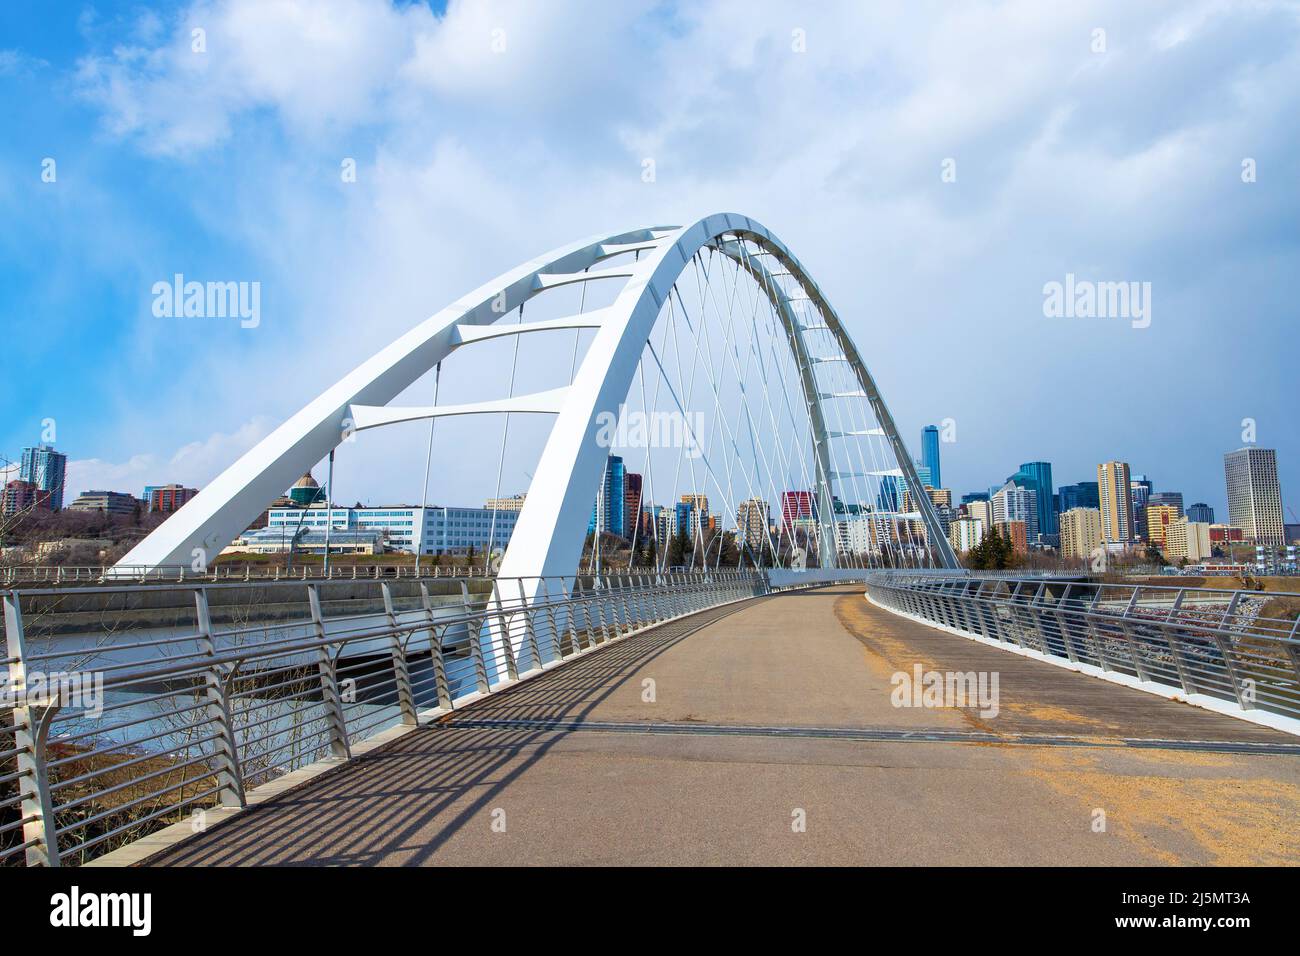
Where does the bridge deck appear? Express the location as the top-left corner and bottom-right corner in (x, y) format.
(148, 586), (1300, 866)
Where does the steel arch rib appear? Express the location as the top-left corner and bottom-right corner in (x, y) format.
(113, 213), (956, 577)
(111, 225), (669, 573)
(497, 213), (958, 583)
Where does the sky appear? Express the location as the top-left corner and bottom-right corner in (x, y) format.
(1, 0), (1297, 522)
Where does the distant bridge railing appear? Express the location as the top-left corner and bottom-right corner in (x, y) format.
(1, 570), (778, 867)
(1, 563), (498, 588)
(866, 573), (1300, 726)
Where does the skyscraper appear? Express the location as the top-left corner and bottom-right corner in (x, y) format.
(877, 475), (904, 512)
(624, 473), (644, 540)
(1056, 481), (1099, 513)
(1059, 507), (1103, 560)
(921, 425), (941, 491)
(1187, 502), (1215, 524)
(992, 481), (1038, 540)
(781, 490), (816, 534)
(19, 444), (67, 511)
(1223, 448), (1284, 546)
(736, 498), (770, 553)
(588, 455), (626, 537)
(1008, 461), (1055, 539)
(1130, 475), (1153, 540)
(1148, 491), (1184, 515)
(1097, 461), (1135, 545)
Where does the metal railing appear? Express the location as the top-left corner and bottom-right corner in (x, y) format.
(1, 563), (499, 588)
(867, 573), (1300, 722)
(1, 570), (773, 867)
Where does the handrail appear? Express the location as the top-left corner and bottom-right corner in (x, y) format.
(0, 570), (788, 867)
(865, 572), (1300, 728)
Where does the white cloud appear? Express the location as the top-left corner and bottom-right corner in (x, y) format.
(47, 0), (1300, 515)
(65, 417), (276, 499)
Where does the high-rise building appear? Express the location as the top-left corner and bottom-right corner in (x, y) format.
(624, 474), (644, 540)
(948, 517), (984, 554)
(877, 476), (904, 513)
(588, 455), (626, 537)
(1056, 481), (1099, 513)
(736, 498), (770, 553)
(995, 520), (1028, 556)
(149, 484), (198, 514)
(781, 490), (817, 534)
(992, 481), (1038, 541)
(1008, 461), (1055, 538)
(965, 499), (994, 530)
(2, 479), (53, 517)
(960, 491), (990, 506)
(921, 425), (941, 491)
(1145, 504), (1181, 549)
(1149, 491), (1184, 515)
(19, 444), (67, 511)
(1059, 507), (1103, 560)
(1130, 474), (1153, 539)
(1097, 461), (1135, 545)
(1223, 448), (1284, 546)
(653, 505), (675, 547)
(673, 500), (698, 541)
(1164, 519), (1211, 562)
(1187, 502), (1215, 524)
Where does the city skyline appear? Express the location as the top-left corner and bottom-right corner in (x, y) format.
(2, 2), (1298, 523)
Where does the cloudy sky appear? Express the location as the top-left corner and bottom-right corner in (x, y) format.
(2, 0), (1296, 520)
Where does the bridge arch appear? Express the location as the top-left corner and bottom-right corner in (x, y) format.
(113, 213), (956, 579)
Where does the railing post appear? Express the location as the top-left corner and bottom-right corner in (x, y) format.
(488, 579), (520, 682)
(307, 585), (351, 758)
(460, 581), (491, 693)
(1085, 587), (1112, 672)
(558, 578), (586, 653)
(1117, 590), (1151, 683)
(4, 592), (60, 867)
(593, 578), (613, 643)
(1213, 592), (1250, 709)
(1050, 584), (1080, 664)
(537, 579), (564, 661)
(380, 583), (418, 724)
(1160, 589), (1196, 696)
(193, 590), (247, 808)
(419, 582), (453, 711)
(514, 578), (542, 671)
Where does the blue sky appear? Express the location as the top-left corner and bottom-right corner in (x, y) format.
(2, 0), (1297, 521)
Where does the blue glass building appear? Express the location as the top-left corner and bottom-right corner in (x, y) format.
(1056, 482), (1099, 513)
(1007, 461), (1056, 538)
(921, 425), (941, 490)
(20, 444), (67, 511)
(587, 454), (626, 537)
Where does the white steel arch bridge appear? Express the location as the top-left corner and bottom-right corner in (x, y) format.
(113, 213), (957, 585)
